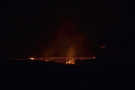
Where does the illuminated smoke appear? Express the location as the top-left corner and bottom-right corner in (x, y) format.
(43, 19), (92, 59)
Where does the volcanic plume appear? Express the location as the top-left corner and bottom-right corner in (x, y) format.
(43, 19), (92, 57)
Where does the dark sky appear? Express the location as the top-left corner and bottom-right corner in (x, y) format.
(6, 0), (132, 63)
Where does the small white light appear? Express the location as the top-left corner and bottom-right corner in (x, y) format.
(29, 57), (35, 60)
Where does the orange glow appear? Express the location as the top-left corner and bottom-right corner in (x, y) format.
(66, 46), (76, 64)
(92, 56), (96, 59)
(42, 19), (93, 64)
(66, 57), (75, 64)
(29, 57), (35, 60)
(66, 47), (75, 57)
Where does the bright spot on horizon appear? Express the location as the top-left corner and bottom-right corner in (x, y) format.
(92, 56), (96, 59)
(29, 57), (35, 60)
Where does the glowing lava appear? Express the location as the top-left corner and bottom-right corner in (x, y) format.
(66, 46), (76, 64)
(29, 57), (35, 60)
(42, 18), (93, 64)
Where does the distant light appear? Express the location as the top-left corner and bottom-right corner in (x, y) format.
(45, 59), (49, 62)
(66, 57), (75, 64)
(92, 56), (96, 59)
(100, 44), (106, 48)
(29, 57), (35, 60)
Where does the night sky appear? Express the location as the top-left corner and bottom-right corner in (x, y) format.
(5, 0), (133, 63)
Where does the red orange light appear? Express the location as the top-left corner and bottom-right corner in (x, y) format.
(29, 57), (35, 60)
(92, 56), (96, 59)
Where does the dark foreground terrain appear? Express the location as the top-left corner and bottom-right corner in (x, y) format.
(8, 59), (103, 72)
